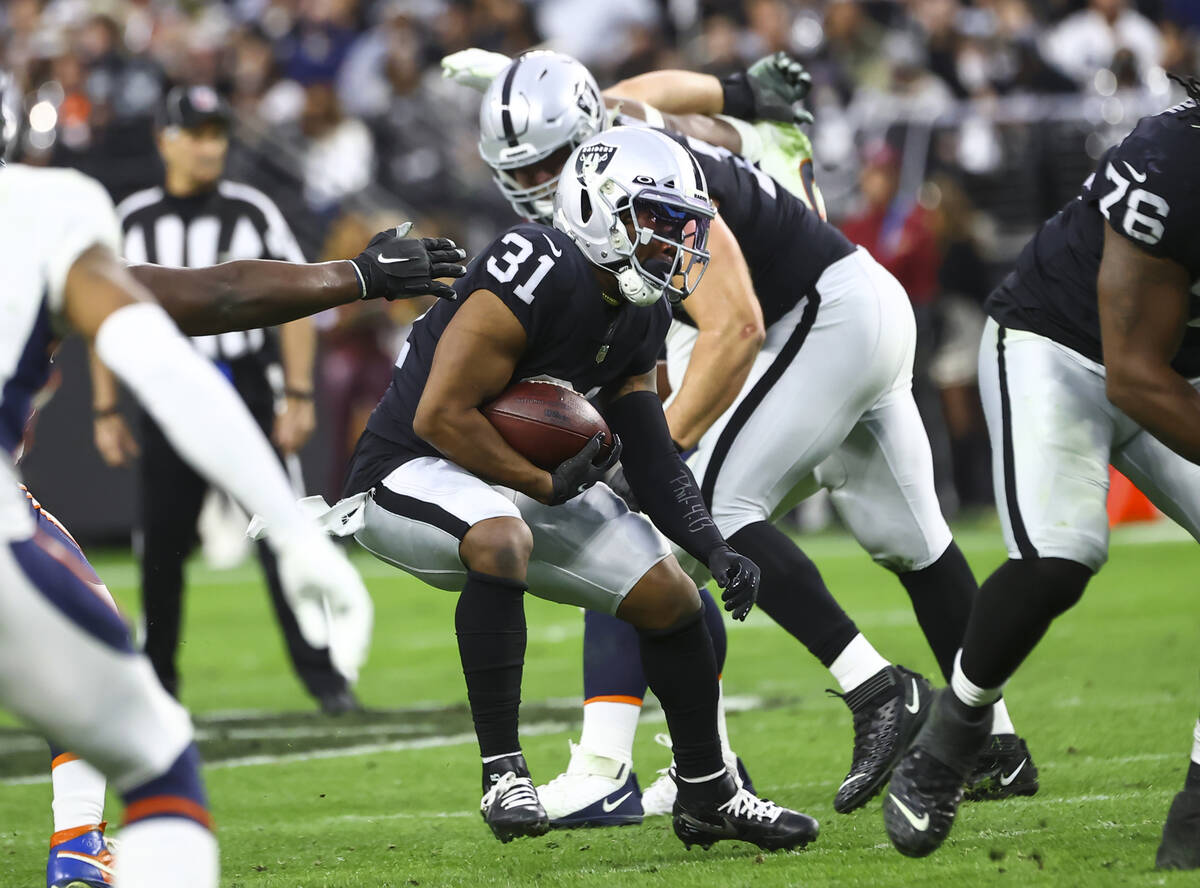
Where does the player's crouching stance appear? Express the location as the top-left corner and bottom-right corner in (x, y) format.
(333, 128), (818, 851)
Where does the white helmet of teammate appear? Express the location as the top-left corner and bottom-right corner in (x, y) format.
(554, 127), (715, 307)
(479, 51), (605, 223)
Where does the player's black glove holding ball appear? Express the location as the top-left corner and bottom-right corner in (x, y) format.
(708, 545), (760, 621)
(548, 432), (622, 506)
(351, 222), (467, 301)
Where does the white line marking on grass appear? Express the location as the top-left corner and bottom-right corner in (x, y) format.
(0, 721), (573, 786)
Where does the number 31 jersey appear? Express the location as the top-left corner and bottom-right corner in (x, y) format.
(366, 222), (671, 462)
(986, 99), (1200, 374)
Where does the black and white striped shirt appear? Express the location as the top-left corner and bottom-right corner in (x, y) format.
(116, 181), (306, 362)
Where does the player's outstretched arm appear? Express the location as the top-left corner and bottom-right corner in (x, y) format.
(64, 243), (372, 679)
(134, 225), (466, 335)
(1097, 223), (1200, 463)
(413, 289), (557, 503)
(601, 370), (759, 620)
(664, 214), (765, 449)
(608, 53), (813, 125)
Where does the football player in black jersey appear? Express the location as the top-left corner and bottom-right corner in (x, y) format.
(334, 126), (820, 850)
(884, 77), (1200, 864)
(464, 49), (1035, 826)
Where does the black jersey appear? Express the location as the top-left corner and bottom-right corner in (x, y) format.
(365, 222), (672, 463)
(987, 100), (1200, 375)
(664, 132), (855, 328)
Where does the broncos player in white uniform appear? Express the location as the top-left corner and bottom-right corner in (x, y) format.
(0, 86), (377, 885)
(458, 50), (1032, 826)
(884, 77), (1200, 865)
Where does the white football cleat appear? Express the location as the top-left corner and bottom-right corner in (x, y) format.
(641, 733), (757, 816)
(535, 741), (644, 828)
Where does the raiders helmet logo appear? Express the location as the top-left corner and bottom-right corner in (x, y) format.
(576, 143), (617, 181)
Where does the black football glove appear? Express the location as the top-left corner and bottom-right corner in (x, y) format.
(549, 432), (622, 506)
(604, 463), (640, 512)
(350, 222), (467, 301)
(720, 51), (815, 126)
(708, 545), (760, 621)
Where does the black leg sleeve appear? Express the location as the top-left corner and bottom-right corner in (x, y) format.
(638, 610), (724, 779)
(959, 557), (1092, 689)
(456, 570), (529, 758)
(897, 541), (977, 681)
(729, 521), (859, 667)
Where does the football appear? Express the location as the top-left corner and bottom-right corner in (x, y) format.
(482, 380), (613, 470)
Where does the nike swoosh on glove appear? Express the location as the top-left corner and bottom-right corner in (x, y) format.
(707, 545), (760, 621)
(350, 222), (467, 301)
(273, 531), (374, 683)
(441, 48), (514, 92)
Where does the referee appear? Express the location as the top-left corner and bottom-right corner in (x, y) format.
(90, 85), (357, 714)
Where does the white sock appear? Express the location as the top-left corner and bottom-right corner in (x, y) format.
(829, 634), (891, 693)
(951, 650), (1002, 708)
(1191, 719), (1200, 765)
(50, 755), (106, 835)
(716, 680), (734, 764)
(578, 700), (640, 764)
(114, 819), (217, 888)
(990, 698), (1016, 735)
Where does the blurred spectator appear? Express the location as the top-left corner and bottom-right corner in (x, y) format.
(926, 175), (994, 510)
(296, 79), (374, 216)
(1041, 0), (1164, 89)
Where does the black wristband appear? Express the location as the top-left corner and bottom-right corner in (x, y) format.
(719, 70), (757, 120)
(93, 405), (120, 419)
(284, 388), (314, 400)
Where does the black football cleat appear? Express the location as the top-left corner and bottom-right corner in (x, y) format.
(672, 770), (819, 852)
(964, 734), (1039, 801)
(480, 754), (550, 843)
(1156, 789), (1200, 870)
(883, 688), (991, 858)
(833, 665), (932, 813)
(317, 687), (363, 716)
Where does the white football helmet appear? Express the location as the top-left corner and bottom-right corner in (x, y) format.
(478, 51), (605, 223)
(554, 127), (715, 307)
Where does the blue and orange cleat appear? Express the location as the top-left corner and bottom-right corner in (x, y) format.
(47, 823), (115, 888)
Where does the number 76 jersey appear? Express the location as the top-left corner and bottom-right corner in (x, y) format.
(365, 222), (671, 463)
(986, 99), (1200, 375)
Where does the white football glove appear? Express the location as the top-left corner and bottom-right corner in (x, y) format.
(272, 530), (373, 683)
(440, 48), (513, 92)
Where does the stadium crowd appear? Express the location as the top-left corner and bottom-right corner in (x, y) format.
(2, 0), (1198, 510)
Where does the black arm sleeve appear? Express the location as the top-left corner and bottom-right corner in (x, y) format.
(604, 389), (727, 566)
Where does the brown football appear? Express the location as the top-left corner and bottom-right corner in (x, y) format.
(482, 380), (613, 470)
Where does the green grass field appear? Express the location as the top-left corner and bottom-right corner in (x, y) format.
(2, 521), (1198, 887)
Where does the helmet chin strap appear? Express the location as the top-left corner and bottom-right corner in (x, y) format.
(617, 265), (662, 306)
